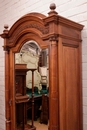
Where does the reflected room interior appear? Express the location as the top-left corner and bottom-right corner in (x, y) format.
(15, 40), (49, 130)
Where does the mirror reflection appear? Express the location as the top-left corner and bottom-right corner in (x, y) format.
(15, 40), (49, 130)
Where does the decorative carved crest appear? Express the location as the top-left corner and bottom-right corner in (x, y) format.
(8, 24), (49, 44)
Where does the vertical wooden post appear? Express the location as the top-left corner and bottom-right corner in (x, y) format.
(49, 37), (59, 130)
(30, 69), (36, 128)
(32, 70), (34, 127)
(1, 25), (11, 130)
(5, 50), (11, 130)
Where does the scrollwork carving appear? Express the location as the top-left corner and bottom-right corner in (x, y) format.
(8, 24), (49, 44)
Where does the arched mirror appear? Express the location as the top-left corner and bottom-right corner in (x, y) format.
(15, 40), (49, 130)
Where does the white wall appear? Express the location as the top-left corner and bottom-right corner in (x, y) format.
(0, 0), (87, 130)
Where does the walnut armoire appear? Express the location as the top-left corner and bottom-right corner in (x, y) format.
(0, 3), (84, 130)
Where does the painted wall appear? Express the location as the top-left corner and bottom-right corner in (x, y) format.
(0, 0), (87, 130)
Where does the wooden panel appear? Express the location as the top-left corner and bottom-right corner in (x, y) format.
(61, 26), (81, 39)
(15, 76), (23, 95)
(63, 46), (79, 130)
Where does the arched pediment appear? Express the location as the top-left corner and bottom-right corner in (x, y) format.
(8, 13), (49, 47)
(0, 5), (61, 51)
(9, 12), (47, 35)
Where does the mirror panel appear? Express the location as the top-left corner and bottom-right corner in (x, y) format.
(15, 40), (49, 130)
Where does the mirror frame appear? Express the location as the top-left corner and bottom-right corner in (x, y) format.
(0, 4), (59, 130)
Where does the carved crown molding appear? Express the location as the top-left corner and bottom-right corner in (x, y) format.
(8, 23), (49, 44)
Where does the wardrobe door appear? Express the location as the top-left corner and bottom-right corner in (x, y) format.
(59, 42), (82, 130)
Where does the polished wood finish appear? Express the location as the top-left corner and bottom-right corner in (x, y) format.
(49, 40), (59, 130)
(15, 64), (30, 130)
(0, 3), (84, 130)
(29, 69), (36, 128)
(27, 94), (42, 121)
(38, 50), (47, 67)
(15, 64), (36, 130)
(40, 94), (49, 124)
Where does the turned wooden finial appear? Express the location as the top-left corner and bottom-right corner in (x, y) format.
(0, 24), (9, 38)
(3, 24), (9, 35)
(48, 3), (58, 16)
(50, 3), (56, 11)
(4, 24), (9, 30)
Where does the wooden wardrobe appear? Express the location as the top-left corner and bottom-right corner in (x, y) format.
(0, 3), (84, 130)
